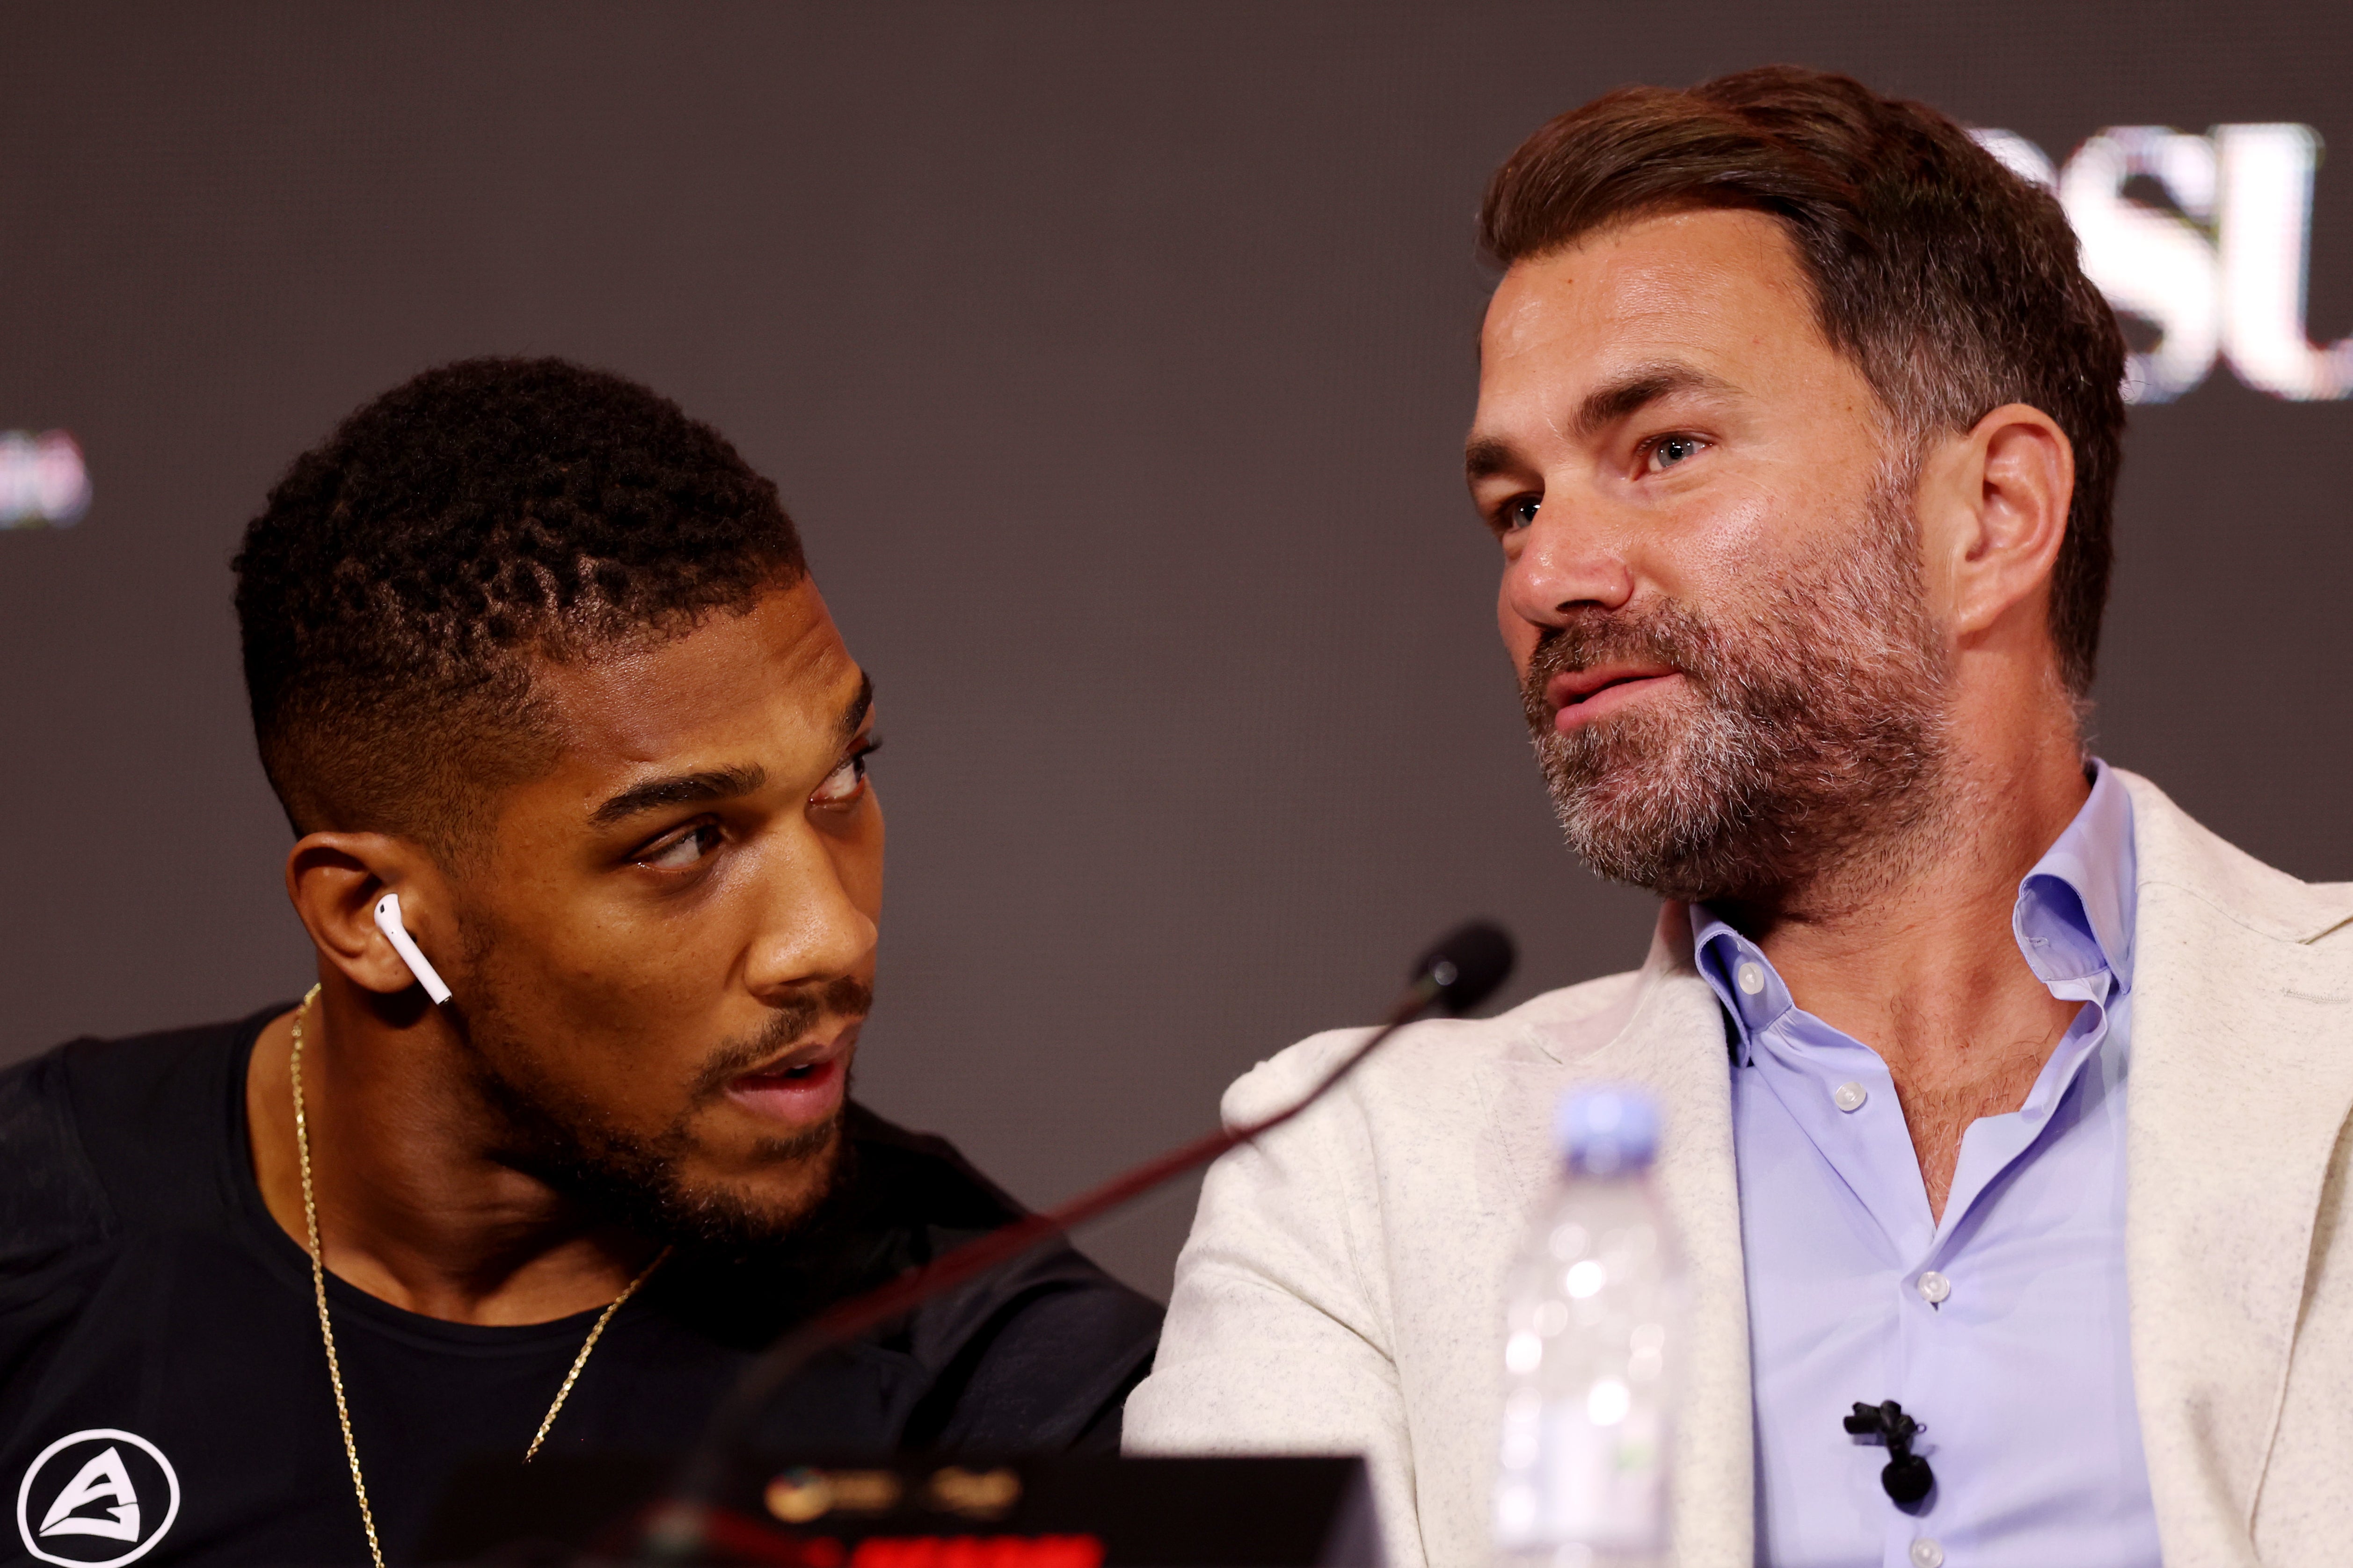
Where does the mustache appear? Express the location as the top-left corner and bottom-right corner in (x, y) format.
(685, 976), (873, 1103)
(1521, 602), (1719, 719)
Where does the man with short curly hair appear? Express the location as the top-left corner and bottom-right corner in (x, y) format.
(0, 359), (1160, 1567)
(1131, 68), (2353, 1568)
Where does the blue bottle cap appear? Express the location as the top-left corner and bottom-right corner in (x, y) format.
(1553, 1086), (1661, 1175)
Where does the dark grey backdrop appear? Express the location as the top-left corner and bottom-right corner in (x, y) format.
(2, 2), (2346, 1297)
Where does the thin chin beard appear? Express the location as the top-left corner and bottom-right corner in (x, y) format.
(470, 1055), (850, 1252)
(447, 995), (863, 1252)
(1523, 495), (1954, 907)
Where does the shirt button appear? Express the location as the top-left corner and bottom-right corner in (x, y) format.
(1917, 1271), (1952, 1305)
(1736, 961), (1765, 995)
(1832, 1081), (1867, 1112)
(1910, 1540), (1945, 1568)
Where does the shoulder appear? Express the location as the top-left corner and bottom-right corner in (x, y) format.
(837, 1104), (1163, 1452)
(839, 1102), (1031, 1234)
(1217, 968), (1645, 1132)
(0, 1009), (275, 1264)
(0, 1047), (113, 1271)
(2121, 770), (2353, 947)
(1186, 968), (1648, 1256)
(838, 1102), (1158, 1320)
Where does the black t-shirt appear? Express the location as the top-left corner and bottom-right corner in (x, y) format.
(0, 1009), (1162, 1567)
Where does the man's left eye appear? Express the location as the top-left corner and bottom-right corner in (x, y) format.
(811, 750), (872, 806)
(1646, 435), (1706, 472)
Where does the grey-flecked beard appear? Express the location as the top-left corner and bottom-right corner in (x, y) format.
(1521, 478), (1955, 908)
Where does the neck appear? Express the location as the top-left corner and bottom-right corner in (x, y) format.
(1710, 692), (2094, 1219)
(247, 984), (657, 1326)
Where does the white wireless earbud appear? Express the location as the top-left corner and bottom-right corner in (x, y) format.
(372, 891), (453, 1005)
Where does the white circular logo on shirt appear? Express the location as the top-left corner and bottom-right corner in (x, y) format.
(15, 1430), (180, 1568)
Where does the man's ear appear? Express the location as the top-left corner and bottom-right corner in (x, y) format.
(285, 832), (454, 997)
(1918, 401), (2074, 644)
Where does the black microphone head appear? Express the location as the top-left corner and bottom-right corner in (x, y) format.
(1415, 922), (1515, 1016)
(1882, 1453), (1935, 1508)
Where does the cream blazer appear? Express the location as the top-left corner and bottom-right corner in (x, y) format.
(1124, 772), (2353, 1568)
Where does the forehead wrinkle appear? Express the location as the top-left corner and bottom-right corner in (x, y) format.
(1487, 214), (1803, 374)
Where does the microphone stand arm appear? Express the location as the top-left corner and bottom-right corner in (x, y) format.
(640, 972), (1451, 1562)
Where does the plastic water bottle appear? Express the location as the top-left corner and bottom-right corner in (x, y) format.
(1493, 1087), (1682, 1568)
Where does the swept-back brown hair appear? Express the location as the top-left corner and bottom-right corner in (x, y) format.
(1481, 66), (2126, 696)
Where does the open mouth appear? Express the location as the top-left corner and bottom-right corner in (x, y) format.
(725, 1039), (853, 1127)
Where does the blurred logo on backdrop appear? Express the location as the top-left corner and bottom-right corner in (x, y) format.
(0, 430), (91, 529)
(1975, 124), (2348, 403)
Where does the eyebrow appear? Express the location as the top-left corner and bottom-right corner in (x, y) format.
(1464, 363), (1738, 482)
(587, 670), (876, 828)
(590, 764), (769, 828)
(836, 670), (875, 744)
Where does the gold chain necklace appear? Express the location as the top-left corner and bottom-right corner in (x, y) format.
(289, 984), (670, 1568)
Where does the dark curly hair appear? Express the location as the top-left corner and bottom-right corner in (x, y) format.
(234, 357), (808, 850)
(1482, 66), (2126, 697)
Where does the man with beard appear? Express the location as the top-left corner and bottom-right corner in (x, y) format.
(0, 359), (1159, 1568)
(1128, 67), (2353, 1568)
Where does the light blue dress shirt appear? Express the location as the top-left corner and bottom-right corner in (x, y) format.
(1693, 760), (2160, 1568)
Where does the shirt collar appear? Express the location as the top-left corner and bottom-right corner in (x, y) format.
(1691, 758), (2139, 1063)
(1691, 921), (1787, 1067)
(2013, 757), (2137, 996)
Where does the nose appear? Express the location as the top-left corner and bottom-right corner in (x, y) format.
(744, 824), (880, 1000)
(1501, 499), (1637, 635)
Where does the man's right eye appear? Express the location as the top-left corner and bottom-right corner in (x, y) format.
(637, 822), (722, 872)
(1503, 496), (1541, 531)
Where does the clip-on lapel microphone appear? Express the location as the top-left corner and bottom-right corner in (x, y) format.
(1845, 1399), (1935, 1508)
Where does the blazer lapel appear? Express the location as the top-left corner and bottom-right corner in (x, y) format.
(1480, 907), (1756, 1568)
(2122, 774), (2353, 1563)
